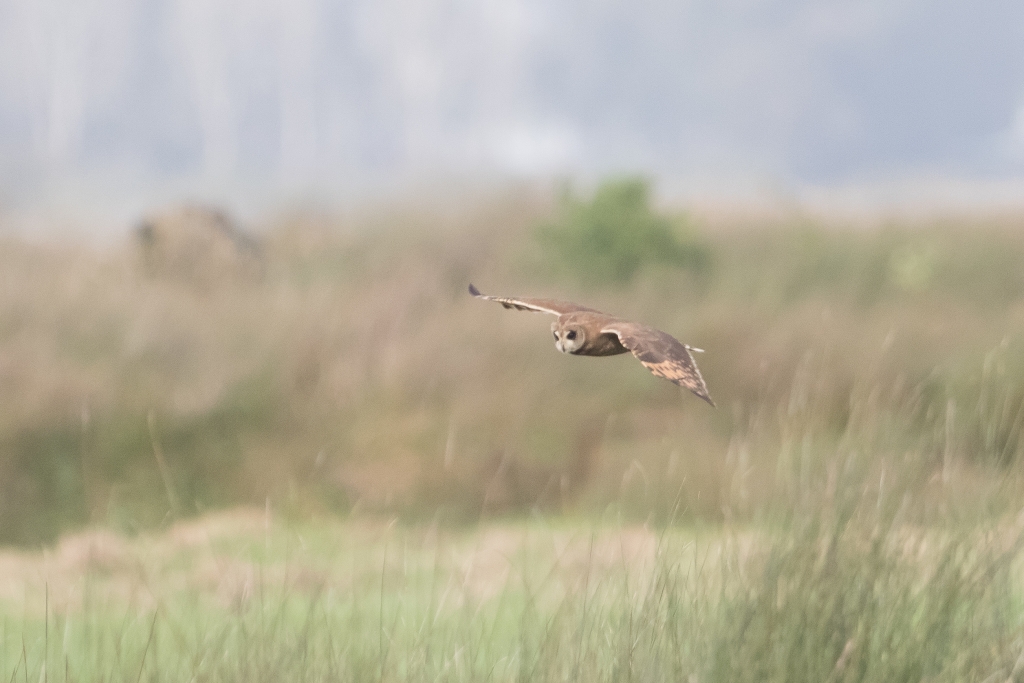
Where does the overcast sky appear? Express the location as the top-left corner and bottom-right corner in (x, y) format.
(1, 0), (1024, 210)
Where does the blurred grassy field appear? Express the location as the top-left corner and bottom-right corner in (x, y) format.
(3, 184), (1024, 541)
(4, 182), (1024, 679)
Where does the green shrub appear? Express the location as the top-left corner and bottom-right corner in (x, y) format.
(537, 177), (712, 284)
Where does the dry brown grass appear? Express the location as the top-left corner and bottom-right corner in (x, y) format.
(3, 191), (1024, 543)
(0, 508), (672, 617)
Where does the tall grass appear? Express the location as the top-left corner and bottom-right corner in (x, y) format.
(3, 192), (1024, 541)
(1, 473), (1022, 682)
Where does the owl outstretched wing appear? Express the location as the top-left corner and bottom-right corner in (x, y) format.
(602, 321), (715, 406)
(469, 284), (600, 316)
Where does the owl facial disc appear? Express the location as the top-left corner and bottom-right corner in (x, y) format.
(552, 322), (584, 354)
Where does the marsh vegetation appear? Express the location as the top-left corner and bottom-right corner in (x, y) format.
(3, 182), (1024, 679)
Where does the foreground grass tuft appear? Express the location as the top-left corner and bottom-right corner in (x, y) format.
(1, 494), (1022, 682)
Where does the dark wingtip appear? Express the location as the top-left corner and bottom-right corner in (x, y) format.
(468, 283), (481, 296)
(687, 386), (716, 407)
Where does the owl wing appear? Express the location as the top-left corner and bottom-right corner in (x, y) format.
(601, 321), (715, 406)
(469, 284), (600, 315)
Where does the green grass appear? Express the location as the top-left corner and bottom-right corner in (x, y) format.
(1, 495), (1022, 682)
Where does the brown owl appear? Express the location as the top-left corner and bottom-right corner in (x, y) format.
(469, 284), (714, 406)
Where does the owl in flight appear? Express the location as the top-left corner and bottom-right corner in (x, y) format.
(469, 284), (715, 406)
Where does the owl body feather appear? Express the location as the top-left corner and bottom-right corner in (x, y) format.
(469, 284), (714, 406)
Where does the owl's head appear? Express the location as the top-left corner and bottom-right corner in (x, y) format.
(552, 321), (585, 354)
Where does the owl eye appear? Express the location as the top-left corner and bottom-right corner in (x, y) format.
(566, 330), (577, 340)
(553, 331), (559, 341)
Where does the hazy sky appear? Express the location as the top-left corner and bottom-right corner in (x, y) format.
(1, 0), (1023, 206)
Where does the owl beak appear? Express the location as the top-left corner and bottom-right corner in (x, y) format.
(555, 340), (565, 353)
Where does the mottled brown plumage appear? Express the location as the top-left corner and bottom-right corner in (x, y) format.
(469, 284), (714, 406)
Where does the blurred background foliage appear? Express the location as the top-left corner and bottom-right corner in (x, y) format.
(537, 177), (713, 284)
(2, 183), (1024, 544)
